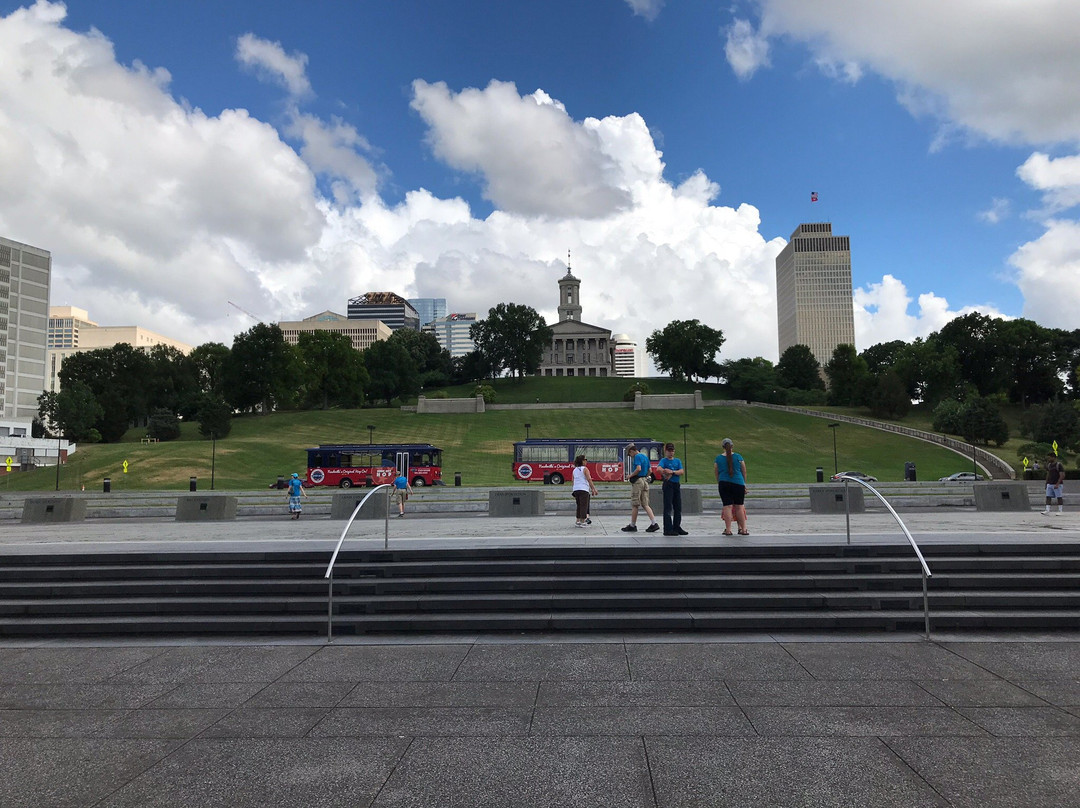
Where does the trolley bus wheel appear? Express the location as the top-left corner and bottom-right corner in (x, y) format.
(412, 477), (426, 487)
(549, 472), (564, 485)
(339, 478), (353, 488)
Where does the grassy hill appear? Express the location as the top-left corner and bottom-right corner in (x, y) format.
(4, 400), (980, 492)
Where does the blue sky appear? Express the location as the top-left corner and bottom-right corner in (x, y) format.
(2, 0), (1078, 367)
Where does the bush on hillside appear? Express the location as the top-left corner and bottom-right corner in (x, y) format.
(475, 384), (497, 404)
(622, 382), (651, 402)
(931, 399), (963, 434)
(197, 399), (232, 439)
(147, 408), (181, 442)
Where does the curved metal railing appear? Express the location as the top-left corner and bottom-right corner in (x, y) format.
(836, 474), (933, 638)
(324, 483), (390, 642)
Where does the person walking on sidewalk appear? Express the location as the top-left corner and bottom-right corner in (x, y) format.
(658, 442), (688, 536)
(714, 438), (749, 535)
(621, 442), (659, 533)
(286, 472), (307, 519)
(392, 473), (413, 517)
(1042, 459), (1065, 515)
(572, 455), (598, 528)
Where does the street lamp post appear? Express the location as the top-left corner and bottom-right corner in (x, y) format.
(367, 425), (375, 445)
(525, 423), (531, 441)
(679, 423), (690, 481)
(55, 433), (61, 491)
(211, 432), (216, 491)
(828, 423), (840, 475)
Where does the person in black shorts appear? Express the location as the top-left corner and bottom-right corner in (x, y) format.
(714, 437), (748, 535)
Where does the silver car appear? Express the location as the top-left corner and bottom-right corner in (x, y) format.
(938, 472), (984, 482)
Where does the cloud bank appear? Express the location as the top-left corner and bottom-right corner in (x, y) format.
(0, 0), (1024, 380)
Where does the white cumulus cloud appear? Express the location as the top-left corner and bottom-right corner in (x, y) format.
(724, 19), (771, 81)
(236, 32), (311, 99)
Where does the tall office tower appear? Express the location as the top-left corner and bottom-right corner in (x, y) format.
(407, 298), (447, 328)
(1, 236), (51, 419)
(347, 292), (420, 331)
(611, 334), (640, 377)
(775, 222), (856, 369)
(424, 313), (477, 358)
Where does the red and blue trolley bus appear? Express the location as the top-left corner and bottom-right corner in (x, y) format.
(512, 438), (664, 484)
(306, 443), (443, 488)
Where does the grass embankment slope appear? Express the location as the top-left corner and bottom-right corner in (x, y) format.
(6, 381), (975, 491)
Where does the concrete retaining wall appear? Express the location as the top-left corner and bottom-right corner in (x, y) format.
(809, 484), (866, 514)
(489, 489), (544, 517)
(175, 495), (238, 521)
(416, 395), (485, 414)
(648, 486), (703, 514)
(635, 391), (704, 410)
(21, 497), (87, 524)
(331, 489), (390, 520)
(974, 481), (1030, 511)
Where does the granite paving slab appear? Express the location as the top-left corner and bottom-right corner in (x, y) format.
(371, 736), (652, 808)
(200, 707), (330, 738)
(944, 642), (1080, 679)
(886, 737), (1080, 808)
(338, 680), (538, 708)
(108, 646), (318, 685)
(536, 680), (734, 707)
(646, 736), (947, 808)
(243, 680), (356, 708)
(956, 706), (1080, 736)
(0, 738), (179, 808)
(451, 642), (631, 681)
(0, 682), (173, 709)
(1014, 678), (1080, 706)
(781, 642), (998, 680)
(626, 642), (811, 680)
(530, 705), (755, 736)
(0, 708), (122, 738)
(0, 647), (166, 684)
(145, 681), (269, 709)
(280, 644), (469, 682)
(97, 737), (410, 808)
(98, 708), (228, 739)
(914, 677), (1051, 707)
(745, 706), (988, 737)
(309, 706), (533, 737)
(728, 679), (942, 707)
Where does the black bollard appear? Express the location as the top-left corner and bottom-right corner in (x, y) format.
(190, 476), (197, 492)
(103, 477), (111, 493)
(454, 472), (462, 487)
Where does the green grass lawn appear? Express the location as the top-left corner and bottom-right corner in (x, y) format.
(3, 404), (982, 492)
(431, 375), (728, 403)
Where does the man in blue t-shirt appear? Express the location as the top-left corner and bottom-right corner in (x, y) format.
(657, 442), (688, 536)
(392, 474), (413, 517)
(621, 443), (659, 533)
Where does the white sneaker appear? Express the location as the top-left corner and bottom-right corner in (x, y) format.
(575, 522), (585, 528)
(1041, 510), (1050, 515)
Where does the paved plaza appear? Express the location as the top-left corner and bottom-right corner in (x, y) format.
(1, 507), (1079, 807)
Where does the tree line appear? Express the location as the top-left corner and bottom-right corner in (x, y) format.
(37, 306), (1080, 460)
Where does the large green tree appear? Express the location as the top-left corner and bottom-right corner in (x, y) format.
(645, 319), (725, 382)
(296, 331), (368, 409)
(222, 323), (302, 414)
(776, 344), (825, 391)
(470, 303), (552, 378)
(388, 328), (453, 388)
(363, 338), (420, 406)
(37, 382), (103, 442)
(824, 344), (871, 407)
(720, 357), (780, 402)
(59, 343), (154, 441)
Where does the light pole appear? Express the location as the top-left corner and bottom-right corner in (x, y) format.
(367, 425), (375, 445)
(55, 433), (62, 491)
(679, 423), (690, 481)
(211, 432), (217, 491)
(828, 423), (840, 475)
(525, 423), (531, 441)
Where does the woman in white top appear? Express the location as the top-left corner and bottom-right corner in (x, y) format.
(572, 454), (599, 527)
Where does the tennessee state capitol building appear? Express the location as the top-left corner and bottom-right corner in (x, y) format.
(539, 263), (615, 377)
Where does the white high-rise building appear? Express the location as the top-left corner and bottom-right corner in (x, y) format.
(1, 236), (51, 419)
(775, 222), (856, 368)
(611, 333), (640, 377)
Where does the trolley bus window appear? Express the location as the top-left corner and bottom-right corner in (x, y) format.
(576, 445), (619, 462)
(518, 445), (567, 462)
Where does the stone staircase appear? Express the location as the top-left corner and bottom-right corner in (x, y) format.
(2, 542), (1079, 636)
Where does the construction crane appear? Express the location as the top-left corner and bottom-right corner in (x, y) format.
(227, 300), (260, 323)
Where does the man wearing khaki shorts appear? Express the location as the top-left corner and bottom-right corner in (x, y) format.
(621, 443), (659, 533)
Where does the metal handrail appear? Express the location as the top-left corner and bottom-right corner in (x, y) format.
(324, 483), (391, 642)
(835, 474), (933, 639)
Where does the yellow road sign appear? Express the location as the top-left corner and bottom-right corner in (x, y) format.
(123, 460), (129, 474)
